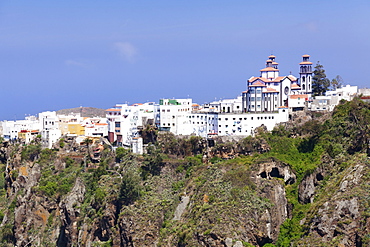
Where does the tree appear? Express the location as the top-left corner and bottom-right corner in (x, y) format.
(330, 75), (343, 90)
(312, 62), (330, 96)
(139, 124), (158, 144)
(115, 147), (128, 163)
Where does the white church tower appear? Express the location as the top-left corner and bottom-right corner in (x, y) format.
(299, 55), (313, 95)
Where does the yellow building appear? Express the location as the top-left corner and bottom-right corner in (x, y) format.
(18, 130), (39, 143)
(68, 123), (85, 136)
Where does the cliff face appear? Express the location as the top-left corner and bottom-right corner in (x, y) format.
(0, 98), (369, 247)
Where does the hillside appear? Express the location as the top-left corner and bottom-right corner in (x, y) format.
(0, 97), (368, 246)
(56, 107), (106, 117)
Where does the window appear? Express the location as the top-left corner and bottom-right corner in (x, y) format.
(256, 89), (261, 94)
(251, 97), (255, 101)
(257, 97), (261, 101)
(233, 118), (236, 120)
(225, 118), (228, 120)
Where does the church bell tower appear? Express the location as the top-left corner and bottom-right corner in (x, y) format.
(299, 55), (313, 95)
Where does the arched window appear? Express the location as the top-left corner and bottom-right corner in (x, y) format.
(302, 84), (306, 90)
(302, 76), (305, 82)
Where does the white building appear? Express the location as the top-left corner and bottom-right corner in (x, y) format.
(158, 98), (192, 135)
(39, 111), (62, 148)
(242, 55), (312, 113)
(106, 102), (157, 146)
(204, 96), (243, 114)
(184, 108), (289, 137)
(2, 115), (40, 142)
(309, 85), (358, 111)
(84, 122), (108, 137)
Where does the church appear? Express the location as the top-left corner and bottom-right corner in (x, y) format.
(242, 55), (313, 113)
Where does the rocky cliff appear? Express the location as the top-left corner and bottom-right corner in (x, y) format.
(0, 97), (369, 246)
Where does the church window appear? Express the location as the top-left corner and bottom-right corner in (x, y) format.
(302, 76), (306, 82)
(302, 84), (306, 90)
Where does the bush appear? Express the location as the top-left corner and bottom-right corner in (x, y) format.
(21, 144), (41, 161)
(115, 147), (128, 163)
(119, 170), (142, 206)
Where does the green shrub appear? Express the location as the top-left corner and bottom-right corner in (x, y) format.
(21, 144), (41, 161)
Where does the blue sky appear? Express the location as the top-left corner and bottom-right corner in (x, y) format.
(0, 0), (369, 120)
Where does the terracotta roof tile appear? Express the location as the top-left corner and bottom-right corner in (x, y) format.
(263, 87), (278, 93)
(289, 94), (308, 99)
(106, 108), (121, 112)
(249, 81), (267, 87)
(299, 61), (313, 65)
(291, 83), (301, 89)
(260, 67), (279, 72)
(248, 77), (271, 83)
